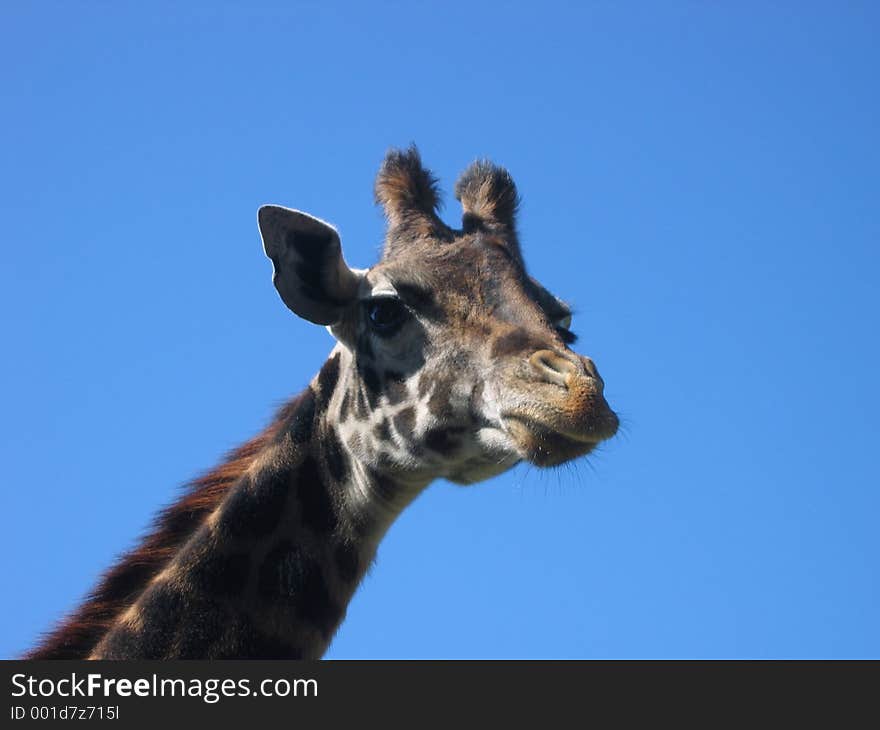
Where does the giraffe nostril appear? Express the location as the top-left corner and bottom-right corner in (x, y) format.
(529, 350), (577, 387)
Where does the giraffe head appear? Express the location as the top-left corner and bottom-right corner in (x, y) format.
(258, 147), (617, 490)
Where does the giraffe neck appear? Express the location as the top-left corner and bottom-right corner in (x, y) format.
(90, 351), (424, 659)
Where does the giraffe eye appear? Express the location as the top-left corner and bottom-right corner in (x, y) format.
(554, 314), (577, 344)
(366, 296), (408, 334)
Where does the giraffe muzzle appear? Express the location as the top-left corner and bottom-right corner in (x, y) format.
(499, 350), (617, 466)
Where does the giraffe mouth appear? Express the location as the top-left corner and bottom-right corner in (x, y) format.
(501, 411), (618, 467)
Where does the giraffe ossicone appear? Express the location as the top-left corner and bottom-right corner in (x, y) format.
(29, 146), (618, 659)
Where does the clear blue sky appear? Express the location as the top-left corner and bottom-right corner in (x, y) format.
(2, 2), (877, 659)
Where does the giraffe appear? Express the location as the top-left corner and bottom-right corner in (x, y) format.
(28, 147), (618, 659)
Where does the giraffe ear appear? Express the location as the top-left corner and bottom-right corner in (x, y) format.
(258, 205), (363, 325)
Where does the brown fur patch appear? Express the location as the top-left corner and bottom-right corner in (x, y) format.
(384, 372), (409, 405)
(490, 328), (549, 359)
(427, 374), (456, 418)
(26, 391), (312, 659)
(393, 406), (416, 437)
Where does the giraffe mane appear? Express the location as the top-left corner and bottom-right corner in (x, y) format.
(25, 392), (308, 659)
